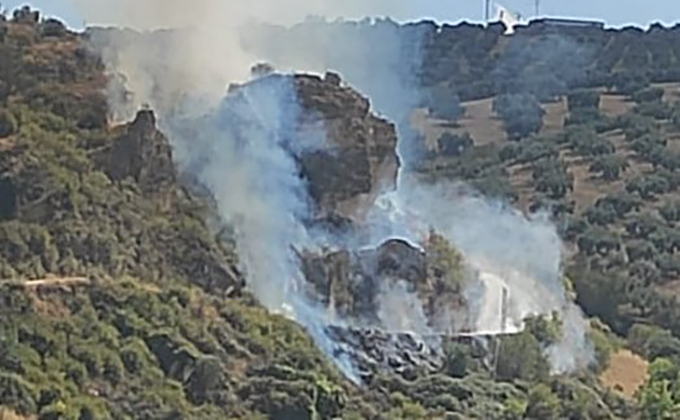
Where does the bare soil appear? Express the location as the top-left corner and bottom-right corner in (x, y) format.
(600, 349), (649, 399)
(600, 93), (634, 118)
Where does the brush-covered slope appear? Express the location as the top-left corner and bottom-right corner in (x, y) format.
(0, 10), (610, 420)
(0, 7), (653, 420)
(246, 16), (680, 417)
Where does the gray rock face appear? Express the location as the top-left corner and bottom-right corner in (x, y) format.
(326, 326), (445, 381)
(294, 73), (400, 221)
(300, 239), (428, 323)
(101, 109), (177, 196)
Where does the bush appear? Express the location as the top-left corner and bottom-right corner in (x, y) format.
(426, 88), (464, 121)
(40, 19), (67, 38)
(525, 384), (560, 420)
(589, 155), (628, 180)
(437, 132), (473, 157)
(0, 373), (37, 415)
(496, 331), (549, 382)
(632, 87), (664, 103)
(493, 94), (545, 140)
(567, 89), (600, 112)
(0, 108), (17, 137)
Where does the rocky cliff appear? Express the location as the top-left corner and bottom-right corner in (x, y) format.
(294, 73), (400, 222)
(97, 109), (177, 196)
(301, 235), (473, 333)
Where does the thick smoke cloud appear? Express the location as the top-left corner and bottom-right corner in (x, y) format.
(367, 176), (594, 370)
(76, 0), (595, 379)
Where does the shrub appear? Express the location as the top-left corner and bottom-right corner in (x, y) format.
(493, 93), (545, 140)
(496, 331), (549, 382)
(0, 108), (17, 137)
(589, 155), (628, 180)
(525, 384), (560, 420)
(632, 87), (664, 103)
(567, 89), (600, 112)
(40, 19), (67, 38)
(0, 373), (37, 415)
(426, 88), (464, 121)
(437, 132), (473, 157)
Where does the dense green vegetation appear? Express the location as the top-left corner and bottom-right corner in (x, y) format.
(0, 9), (606, 420)
(9, 6), (680, 419)
(413, 21), (680, 420)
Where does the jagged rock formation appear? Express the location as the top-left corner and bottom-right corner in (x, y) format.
(96, 109), (177, 196)
(301, 235), (472, 333)
(295, 73), (399, 222)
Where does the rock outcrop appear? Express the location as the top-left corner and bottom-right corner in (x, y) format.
(98, 109), (177, 196)
(295, 72), (400, 221)
(301, 236), (472, 333)
(326, 326), (445, 381)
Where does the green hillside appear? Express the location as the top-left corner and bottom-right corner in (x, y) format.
(3, 6), (680, 420)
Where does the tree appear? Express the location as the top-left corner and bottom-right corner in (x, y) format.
(493, 93), (545, 140)
(496, 331), (550, 382)
(639, 378), (680, 420)
(633, 87), (665, 104)
(613, 71), (650, 95)
(40, 18), (67, 38)
(660, 202), (680, 223)
(426, 87), (464, 121)
(589, 155), (629, 180)
(567, 89), (601, 112)
(626, 175), (671, 200)
(626, 240), (658, 262)
(596, 192), (642, 218)
(533, 164), (574, 199)
(0, 108), (16, 138)
(630, 260), (662, 285)
(437, 132), (473, 157)
(626, 215), (662, 239)
(525, 384), (561, 420)
(584, 205), (618, 226)
(524, 313), (562, 346)
(443, 341), (470, 378)
(577, 226), (620, 255)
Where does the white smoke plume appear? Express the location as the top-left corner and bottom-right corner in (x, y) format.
(74, 0), (595, 378)
(366, 176), (595, 370)
(377, 280), (433, 334)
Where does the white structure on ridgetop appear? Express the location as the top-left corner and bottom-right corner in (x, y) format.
(495, 2), (521, 34)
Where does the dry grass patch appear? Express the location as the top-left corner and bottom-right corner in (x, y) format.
(600, 93), (634, 118)
(0, 408), (33, 420)
(541, 97), (567, 134)
(600, 349), (649, 399)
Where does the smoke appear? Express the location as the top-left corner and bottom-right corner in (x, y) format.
(377, 280), (434, 334)
(366, 176), (595, 369)
(76, 0), (595, 379)
(78, 0), (418, 122)
(167, 75), (315, 311)
(241, 18), (430, 166)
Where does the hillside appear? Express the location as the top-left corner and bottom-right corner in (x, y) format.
(4, 6), (680, 420)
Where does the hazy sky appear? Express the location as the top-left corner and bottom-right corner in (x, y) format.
(2, 0), (680, 28)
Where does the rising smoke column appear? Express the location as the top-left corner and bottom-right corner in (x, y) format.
(78, 0), (595, 377)
(165, 73), (361, 380)
(366, 176), (595, 371)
